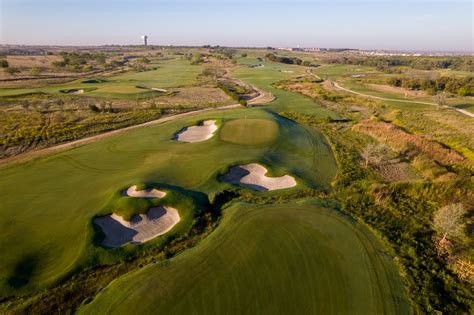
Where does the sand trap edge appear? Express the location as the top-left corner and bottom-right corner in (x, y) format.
(94, 206), (180, 248)
(220, 163), (297, 191)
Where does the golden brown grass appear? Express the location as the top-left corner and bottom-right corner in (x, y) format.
(353, 119), (471, 169)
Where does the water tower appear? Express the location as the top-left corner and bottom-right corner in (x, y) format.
(141, 35), (148, 46)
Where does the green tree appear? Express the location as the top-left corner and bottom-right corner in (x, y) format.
(0, 59), (9, 68)
(30, 67), (43, 75)
(5, 67), (20, 75)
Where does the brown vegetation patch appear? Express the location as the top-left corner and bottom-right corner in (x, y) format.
(377, 160), (421, 182)
(5, 55), (62, 68)
(153, 87), (232, 107)
(367, 83), (427, 97)
(353, 119), (469, 168)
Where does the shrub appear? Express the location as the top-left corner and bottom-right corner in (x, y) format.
(4, 67), (20, 75)
(88, 104), (100, 112)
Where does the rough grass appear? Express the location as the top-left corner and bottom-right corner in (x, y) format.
(219, 118), (279, 145)
(79, 201), (411, 315)
(353, 119), (471, 169)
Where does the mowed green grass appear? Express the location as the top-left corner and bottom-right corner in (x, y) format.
(0, 107), (337, 295)
(80, 202), (411, 315)
(312, 64), (378, 78)
(234, 58), (340, 118)
(0, 59), (202, 99)
(219, 118), (279, 145)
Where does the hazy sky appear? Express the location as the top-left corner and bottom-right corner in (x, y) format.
(1, 0), (472, 51)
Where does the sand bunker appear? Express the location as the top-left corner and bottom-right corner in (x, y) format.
(220, 163), (297, 191)
(94, 206), (180, 248)
(60, 89), (84, 94)
(137, 86), (168, 93)
(150, 87), (167, 92)
(175, 120), (218, 143)
(123, 185), (166, 198)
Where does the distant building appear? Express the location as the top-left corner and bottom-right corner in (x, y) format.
(141, 35), (148, 46)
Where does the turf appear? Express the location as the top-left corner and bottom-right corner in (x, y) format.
(219, 118), (279, 145)
(233, 58), (340, 118)
(79, 201), (411, 315)
(0, 59), (202, 99)
(0, 57), (409, 312)
(0, 107), (337, 295)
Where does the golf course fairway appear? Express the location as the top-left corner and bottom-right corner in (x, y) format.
(0, 58), (412, 314)
(80, 202), (411, 314)
(0, 107), (336, 295)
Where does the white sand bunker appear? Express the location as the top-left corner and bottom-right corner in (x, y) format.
(220, 163), (297, 191)
(94, 206), (180, 248)
(175, 120), (218, 143)
(123, 185), (166, 198)
(151, 87), (167, 92)
(61, 89), (84, 94)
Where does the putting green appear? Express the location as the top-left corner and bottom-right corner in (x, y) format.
(219, 118), (279, 145)
(79, 202), (411, 314)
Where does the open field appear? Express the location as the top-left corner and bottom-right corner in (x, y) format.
(80, 202), (410, 315)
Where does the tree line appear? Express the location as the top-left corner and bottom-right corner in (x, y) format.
(265, 53), (318, 67)
(52, 52), (107, 68)
(324, 55), (474, 72)
(386, 76), (474, 96)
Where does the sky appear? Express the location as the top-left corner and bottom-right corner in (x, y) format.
(0, 0), (473, 51)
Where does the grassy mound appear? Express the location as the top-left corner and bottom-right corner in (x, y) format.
(219, 118), (279, 145)
(80, 201), (410, 314)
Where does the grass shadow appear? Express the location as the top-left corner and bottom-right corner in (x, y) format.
(7, 252), (41, 289)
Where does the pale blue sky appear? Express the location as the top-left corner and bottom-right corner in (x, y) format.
(1, 0), (472, 51)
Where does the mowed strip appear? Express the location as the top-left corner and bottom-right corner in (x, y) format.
(80, 202), (410, 315)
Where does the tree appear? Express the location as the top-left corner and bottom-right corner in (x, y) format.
(4, 67), (20, 75)
(433, 93), (447, 110)
(191, 53), (204, 65)
(30, 67), (43, 75)
(0, 59), (8, 68)
(433, 203), (467, 242)
(89, 104), (100, 112)
(137, 57), (150, 64)
(361, 143), (389, 168)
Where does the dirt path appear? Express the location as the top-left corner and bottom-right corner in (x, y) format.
(332, 81), (474, 118)
(247, 86), (275, 105)
(0, 83), (274, 168)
